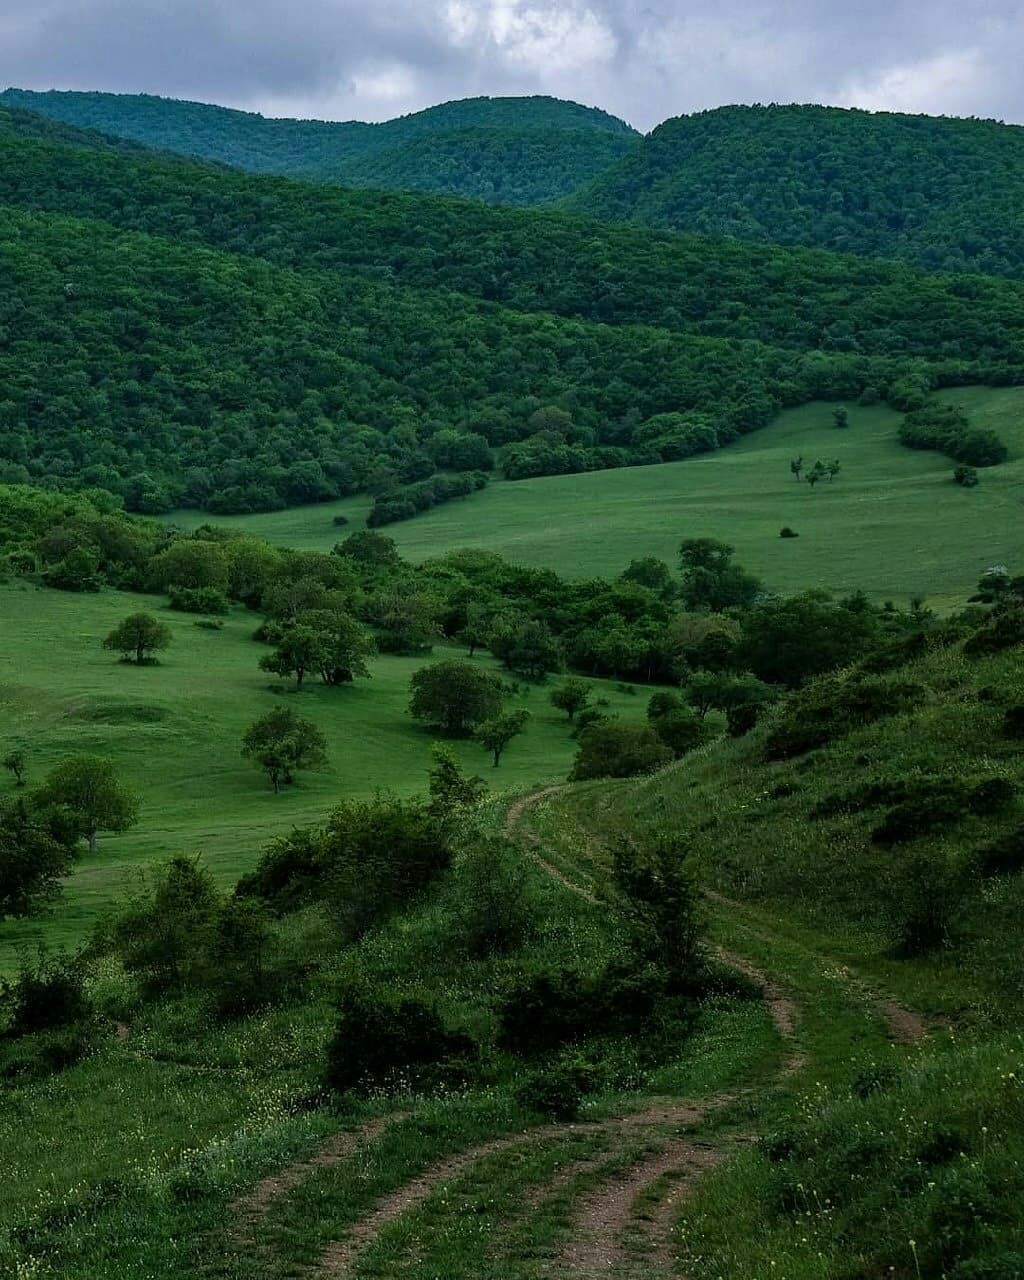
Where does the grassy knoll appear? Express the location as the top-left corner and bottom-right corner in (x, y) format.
(0, 582), (645, 964)
(167, 391), (1024, 606)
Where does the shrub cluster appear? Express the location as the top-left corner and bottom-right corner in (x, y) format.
(766, 675), (926, 759)
(367, 471), (488, 527)
(899, 403), (1008, 467)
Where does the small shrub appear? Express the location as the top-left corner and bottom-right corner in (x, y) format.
(332, 514), (350, 527)
(515, 1052), (599, 1121)
(974, 825), (1024, 877)
(954, 465), (979, 487)
(452, 838), (534, 956)
(570, 722), (673, 781)
(167, 585), (230, 615)
(779, 526), (799, 538)
(325, 986), (476, 1094)
(1002, 705), (1024, 739)
(2, 955), (91, 1037)
(766, 675), (926, 760)
(852, 1064), (901, 1099)
(194, 618), (224, 630)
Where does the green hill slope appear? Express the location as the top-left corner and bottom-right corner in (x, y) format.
(172, 392), (1024, 605)
(0, 88), (638, 204)
(572, 103), (1024, 278)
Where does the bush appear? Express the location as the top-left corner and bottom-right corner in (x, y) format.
(954, 465), (979, 487)
(167, 585), (230, 614)
(1003, 705), (1024, 739)
(1, 955), (91, 1037)
(325, 986), (476, 1094)
(974, 825), (1024, 877)
(651, 709), (709, 758)
(515, 1052), (599, 1121)
(885, 851), (967, 955)
(237, 795), (451, 939)
(872, 777), (1014, 846)
(332, 515), (350, 527)
(570, 722), (673, 781)
(451, 838), (534, 956)
(766, 675), (926, 759)
(779, 526), (799, 538)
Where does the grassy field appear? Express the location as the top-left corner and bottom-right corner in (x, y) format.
(0, 582), (646, 964)
(167, 391), (1024, 606)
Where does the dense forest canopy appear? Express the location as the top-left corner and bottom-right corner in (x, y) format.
(571, 103), (1024, 278)
(0, 89), (639, 205)
(0, 105), (1020, 513)
(3, 117), (1024, 366)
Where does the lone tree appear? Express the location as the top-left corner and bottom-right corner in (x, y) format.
(36, 756), (139, 854)
(790, 456), (804, 482)
(476, 709), (530, 767)
(549, 677), (592, 723)
(0, 798), (79, 919)
(259, 624), (324, 690)
(103, 613), (172, 665)
(2, 749), (27, 788)
(241, 707), (327, 793)
(409, 659), (504, 736)
(301, 609), (375, 686)
(833, 407), (849, 429)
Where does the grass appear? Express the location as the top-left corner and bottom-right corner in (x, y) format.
(0, 581), (647, 965)
(166, 391), (1024, 606)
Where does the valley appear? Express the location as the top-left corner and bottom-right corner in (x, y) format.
(0, 76), (1023, 1280)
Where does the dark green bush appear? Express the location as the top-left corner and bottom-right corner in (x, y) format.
(974, 825), (1024, 877)
(515, 1052), (598, 1121)
(451, 838), (535, 957)
(779, 526), (799, 538)
(1002, 705), (1024, 739)
(167, 585), (229, 614)
(570, 721), (673, 780)
(325, 986), (476, 1094)
(1, 955), (91, 1037)
(766, 675), (926, 759)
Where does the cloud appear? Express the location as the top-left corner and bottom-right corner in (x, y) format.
(1, 0), (1023, 131)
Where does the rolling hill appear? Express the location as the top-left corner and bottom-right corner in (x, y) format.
(0, 88), (639, 204)
(571, 103), (1024, 277)
(167, 391), (1024, 605)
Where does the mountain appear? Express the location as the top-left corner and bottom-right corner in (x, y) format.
(0, 88), (639, 205)
(0, 105), (1022, 514)
(571, 103), (1024, 277)
(3, 109), (1024, 366)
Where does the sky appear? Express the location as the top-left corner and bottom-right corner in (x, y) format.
(2, 0), (1023, 132)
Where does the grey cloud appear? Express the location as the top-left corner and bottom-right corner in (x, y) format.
(1, 0), (1023, 130)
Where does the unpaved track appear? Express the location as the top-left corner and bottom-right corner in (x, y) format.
(314, 1099), (728, 1276)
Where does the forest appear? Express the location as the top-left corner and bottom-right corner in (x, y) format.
(571, 103), (1024, 277)
(0, 104), (1021, 515)
(0, 89), (638, 202)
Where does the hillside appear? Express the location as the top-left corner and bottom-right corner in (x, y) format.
(6, 112), (1024, 362)
(0, 88), (639, 204)
(168, 392), (1024, 605)
(2, 484), (1022, 1279)
(0, 199), (889, 515)
(571, 103), (1024, 278)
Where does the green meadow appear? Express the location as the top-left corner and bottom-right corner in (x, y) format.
(0, 582), (646, 964)
(168, 391), (1024, 607)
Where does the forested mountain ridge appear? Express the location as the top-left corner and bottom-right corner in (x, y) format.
(10, 199), (948, 516)
(3, 116), (1024, 367)
(0, 88), (639, 205)
(0, 108), (1022, 514)
(570, 103), (1024, 278)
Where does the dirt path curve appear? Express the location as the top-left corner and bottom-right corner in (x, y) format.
(704, 890), (932, 1046)
(231, 1114), (400, 1247)
(314, 1098), (728, 1278)
(504, 785), (598, 903)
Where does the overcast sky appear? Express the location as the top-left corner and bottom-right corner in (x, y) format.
(2, 0), (1023, 132)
